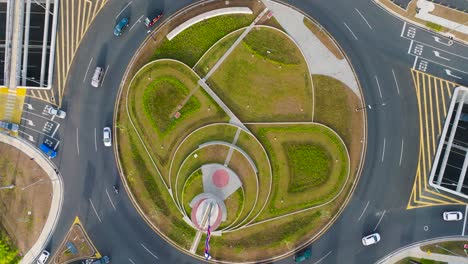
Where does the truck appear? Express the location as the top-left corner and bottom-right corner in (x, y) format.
(0, 121), (19, 132)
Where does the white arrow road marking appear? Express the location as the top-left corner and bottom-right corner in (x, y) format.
(21, 117), (35, 126)
(445, 69), (462, 79)
(433, 36), (453, 46)
(24, 103), (34, 110)
(433, 51), (450, 61)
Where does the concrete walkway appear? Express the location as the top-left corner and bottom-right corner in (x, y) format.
(416, 0), (468, 35)
(262, 0), (361, 98)
(0, 134), (64, 264)
(377, 237), (468, 264)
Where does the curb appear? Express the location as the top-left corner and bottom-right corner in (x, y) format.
(0, 135), (64, 264)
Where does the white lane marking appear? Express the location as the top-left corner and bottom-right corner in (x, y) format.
(76, 128), (80, 156)
(412, 56), (419, 69)
(407, 40), (414, 54)
(354, 8), (372, 29)
(343, 22), (358, 40)
(128, 259), (136, 264)
(381, 138), (386, 163)
(51, 123), (60, 137)
(140, 243), (159, 259)
(399, 139), (404, 167)
(115, 1), (132, 19)
(462, 205), (468, 236)
(23, 109), (58, 121)
(375, 75), (383, 99)
(373, 210), (386, 231)
(444, 69), (462, 79)
(94, 128), (98, 152)
(101, 65), (110, 86)
(53, 141), (60, 151)
(358, 201), (370, 221)
(421, 57), (468, 74)
(129, 14), (144, 31)
(83, 57), (93, 83)
(105, 188), (117, 210)
(400, 21), (407, 38)
(392, 69), (400, 95)
(433, 51), (450, 61)
(23, 125), (51, 137)
(313, 251), (332, 264)
(21, 117), (35, 126)
(89, 198), (102, 223)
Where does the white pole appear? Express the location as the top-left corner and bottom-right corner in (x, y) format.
(39, 0), (51, 87)
(47, 0), (59, 90)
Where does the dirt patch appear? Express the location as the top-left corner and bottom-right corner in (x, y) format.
(53, 223), (96, 264)
(377, 0), (468, 43)
(0, 142), (51, 254)
(303, 17), (344, 60)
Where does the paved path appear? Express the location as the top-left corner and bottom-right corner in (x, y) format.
(416, 0), (468, 34)
(378, 238), (468, 264)
(262, 0), (360, 98)
(0, 134), (63, 264)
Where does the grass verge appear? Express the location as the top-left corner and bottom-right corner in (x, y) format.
(303, 18), (344, 60)
(420, 240), (468, 256)
(152, 14), (254, 67)
(395, 257), (447, 264)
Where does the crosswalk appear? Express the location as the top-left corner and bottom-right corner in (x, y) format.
(407, 69), (466, 209)
(28, 0), (108, 106)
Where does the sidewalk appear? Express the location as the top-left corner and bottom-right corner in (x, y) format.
(262, 0), (361, 98)
(377, 237), (468, 264)
(0, 134), (64, 264)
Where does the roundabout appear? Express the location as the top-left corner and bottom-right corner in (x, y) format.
(16, 0), (468, 263)
(116, 16), (358, 260)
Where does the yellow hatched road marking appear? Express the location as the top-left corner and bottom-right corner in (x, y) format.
(65, 0), (70, 76)
(77, 0), (82, 47)
(71, 0), (75, 54)
(428, 76), (436, 153)
(92, 1), (99, 20)
(440, 79), (447, 117)
(446, 81), (452, 97)
(434, 77), (441, 133)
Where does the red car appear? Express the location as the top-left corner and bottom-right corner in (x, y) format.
(144, 11), (163, 28)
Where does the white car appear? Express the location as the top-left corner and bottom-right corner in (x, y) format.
(362, 233), (381, 246)
(47, 106), (66, 119)
(103, 127), (112, 147)
(443, 211), (463, 221)
(37, 250), (50, 264)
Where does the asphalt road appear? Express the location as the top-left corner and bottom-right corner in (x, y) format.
(40, 0), (468, 263)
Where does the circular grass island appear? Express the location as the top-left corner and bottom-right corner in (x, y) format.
(116, 11), (364, 263)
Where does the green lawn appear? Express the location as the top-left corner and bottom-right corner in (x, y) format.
(208, 27), (312, 122)
(395, 257), (447, 264)
(250, 124), (349, 217)
(142, 77), (200, 134)
(285, 143), (331, 192)
(243, 27), (302, 64)
(195, 30), (243, 77)
(426, 22), (443, 32)
(152, 15), (254, 67)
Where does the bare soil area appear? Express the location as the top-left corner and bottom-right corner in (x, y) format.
(0, 142), (51, 254)
(54, 224), (95, 264)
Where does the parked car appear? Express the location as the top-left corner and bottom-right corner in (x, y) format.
(362, 233), (381, 246)
(443, 211), (463, 221)
(92, 256), (110, 264)
(144, 10), (163, 28)
(114, 17), (129, 36)
(91, 67), (104, 87)
(103, 127), (112, 147)
(294, 248), (311, 262)
(0, 121), (19, 132)
(40, 143), (57, 159)
(37, 250), (50, 264)
(47, 106), (66, 118)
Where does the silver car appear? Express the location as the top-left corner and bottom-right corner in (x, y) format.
(362, 233), (380, 246)
(103, 127), (112, 147)
(47, 106), (66, 118)
(37, 250), (50, 264)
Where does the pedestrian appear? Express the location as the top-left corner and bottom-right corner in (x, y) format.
(30, 157), (34, 161)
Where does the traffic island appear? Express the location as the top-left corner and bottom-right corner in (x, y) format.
(115, 2), (365, 262)
(52, 217), (99, 264)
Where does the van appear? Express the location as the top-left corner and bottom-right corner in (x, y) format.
(91, 67), (104, 87)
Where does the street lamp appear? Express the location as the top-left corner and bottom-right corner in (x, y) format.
(0, 184), (15, 190)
